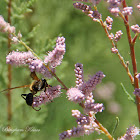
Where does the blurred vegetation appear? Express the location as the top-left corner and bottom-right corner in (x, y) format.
(0, 0), (140, 140)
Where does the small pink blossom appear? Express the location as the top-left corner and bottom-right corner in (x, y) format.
(84, 95), (104, 114)
(111, 47), (118, 54)
(122, 7), (133, 16)
(109, 7), (120, 16)
(137, 3), (140, 11)
(136, 73), (140, 81)
(114, 30), (123, 42)
(11, 37), (18, 44)
(108, 33), (114, 40)
(105, 16), (113, 31)
(66, 88), (85, 103)
(131, 24), (140, 34)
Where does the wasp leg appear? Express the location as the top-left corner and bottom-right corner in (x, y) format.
(32, 106), (41, 111)
(21, 94), (27, 100)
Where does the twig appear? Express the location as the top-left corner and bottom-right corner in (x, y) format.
(122, 0), (140, 123)
(7, 0), (12, 130)
(94, 119), (115, 140)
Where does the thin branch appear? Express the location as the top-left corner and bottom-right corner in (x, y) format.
(122, 0), (140, 123)
(7, 0), (12, 128)
(94, 119), (115, 140)
(100, 18), (134, 85)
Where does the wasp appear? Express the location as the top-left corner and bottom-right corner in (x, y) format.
(0, 71), (49, 111)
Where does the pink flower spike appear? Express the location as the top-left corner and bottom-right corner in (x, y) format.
(66, 88), (85, 103)
(33, 85), (61, 107)
(79, 71), (105, 97)
(44, 36), (66, 68)
(59, 126), (85, 140)
(73, 2), (91, 13)
(74, 63), (84, 88)
(6, 51), (35, 66)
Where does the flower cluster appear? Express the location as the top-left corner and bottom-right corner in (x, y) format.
(106, 0), (122, 16)
(73, 2), (101, 22)
(66, 63), (104, 114)
(33, 85), (61, 107)
(111, 47), (118, 54)
(66, 88), (85, 103)
(131, 24), (140, 34)
(59, 110), (100, 140)
(6, 51), (35, 66)
(29, 59), (54, 78)
(118, 126), (139, 140)
(6, 51), (53, 78)
(108, 33), (114, 40)
(6, 36), (66, 78)
(114, 30), (123, 42)
(105, 16), (113, 31)
(73, 2), (92, 13)
(122, 7), (133, 16)
(66, 63), (105, 102)
(84, 92), (104, 114)
(0, 15), (15, 33)
(79, 71), (105, 97)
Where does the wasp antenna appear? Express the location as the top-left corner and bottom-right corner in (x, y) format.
(0, 85), (30, 93)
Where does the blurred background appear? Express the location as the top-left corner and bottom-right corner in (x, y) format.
(0, 0), (140, 140)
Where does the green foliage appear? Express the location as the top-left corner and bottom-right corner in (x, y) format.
(12, 0), (36, 20)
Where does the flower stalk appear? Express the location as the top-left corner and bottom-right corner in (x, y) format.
(7, 0), (12, 129)
(122, 0), (140, 123)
